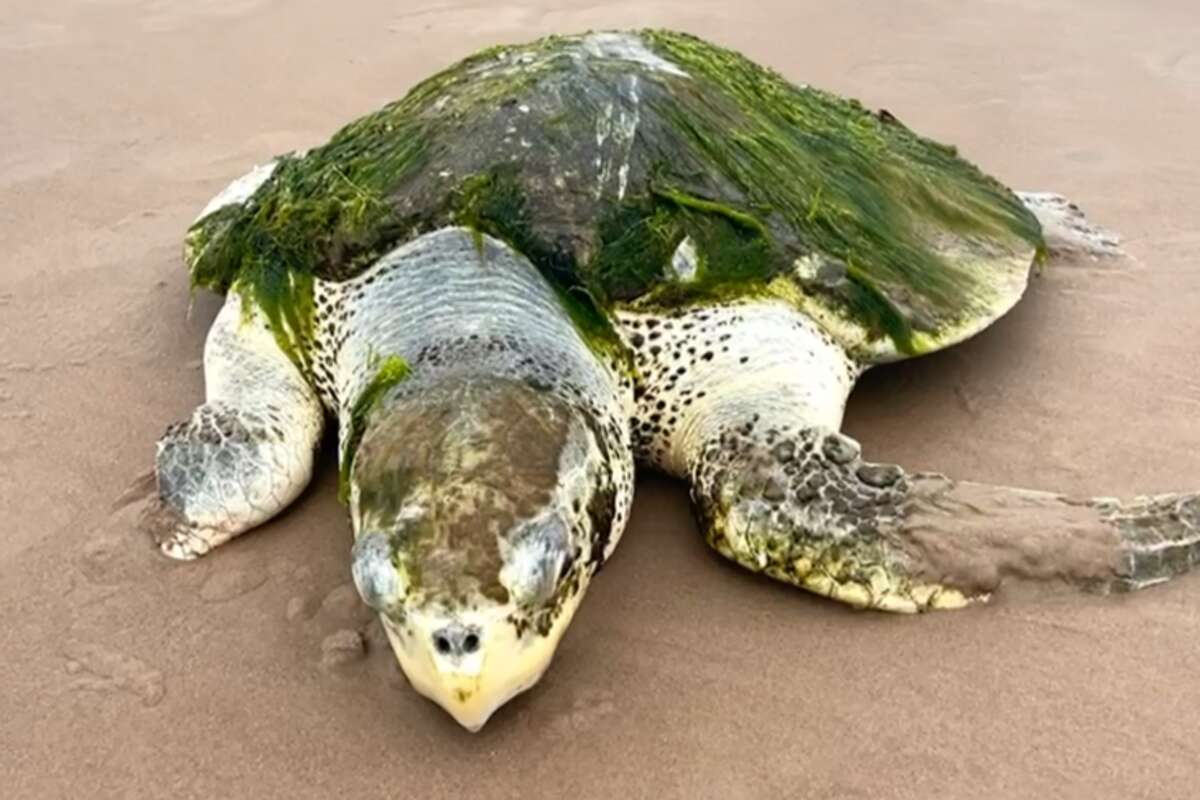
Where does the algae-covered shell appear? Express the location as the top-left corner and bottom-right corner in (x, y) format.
(185, 29), (1043, 363)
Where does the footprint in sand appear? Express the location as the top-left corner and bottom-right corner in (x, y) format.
(285, 594), (319, 621)
(0, 361), (35, 373)
(279, 562), (319, 621)
(551, 687), (617, 733)
(198, 564), (267, 602)
(77, 475), (165, 587)
(359, 617), (413, 689)
(318, 583), (370, 622)
(81, 472), (271, 603)
(288, 582), (377, 672)
(286, 581), (373, 628)
(63, 643), (165, 708)
(320, 629), (367, 672)
(76, 471), (203, 588)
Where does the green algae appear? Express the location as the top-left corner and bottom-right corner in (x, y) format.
(185, 119), (428, 368)
(184, 28), (1044, 366)
(587, 201), (681, 300)
(650, 185), (770, 238)
(639, 29), (1043, 352)
(339, 354), (412, 503)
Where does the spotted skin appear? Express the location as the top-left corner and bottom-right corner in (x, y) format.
(614, 301), (959, 611)
(618, 297), (1199, 611)
(615, 301), (859, 476)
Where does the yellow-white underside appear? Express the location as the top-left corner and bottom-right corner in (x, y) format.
(380, 582), (587, 731)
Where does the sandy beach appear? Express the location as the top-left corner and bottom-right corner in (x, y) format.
(2, 0), (1198, 797)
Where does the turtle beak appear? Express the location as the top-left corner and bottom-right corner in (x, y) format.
(378, 612), (558, 732)
(426, 666), (499, 734)
(420, 622), (492, 731)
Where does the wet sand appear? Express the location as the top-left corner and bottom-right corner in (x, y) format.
(2, 1), (1198, 797)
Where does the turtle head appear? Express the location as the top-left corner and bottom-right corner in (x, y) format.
(347, 377), (617, 730)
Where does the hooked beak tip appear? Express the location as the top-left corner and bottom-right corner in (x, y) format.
(458, 718), (488, 734)
(445, 698), (495, 732)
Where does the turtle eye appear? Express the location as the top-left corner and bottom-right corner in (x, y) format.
(351, 532), (402, 611)
(557, 549), (579, 584)
(501, 517), (571, 605)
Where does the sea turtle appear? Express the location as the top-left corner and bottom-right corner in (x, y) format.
(155, 29), (1198, 730)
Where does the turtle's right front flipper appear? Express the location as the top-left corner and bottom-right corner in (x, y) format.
(691, 424), (1200, 612)
(154, 291), (324, 559)
(626, 298), (1199, 611)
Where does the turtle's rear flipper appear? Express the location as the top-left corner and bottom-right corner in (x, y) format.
(1017, 191), (1123, 258)
(894, 475), (1199, 597)
(689, 424), (1199, 612)
(1092, 493), (1200, 591)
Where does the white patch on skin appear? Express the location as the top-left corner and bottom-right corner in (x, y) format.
(791, 253), (823, 282)
(580, 31), (689, 77)
(472, 46), (548, 82)
(196, 160), (280, 221)
(594, 75), (641, 200)
(594, 102), (614, 198)
(616, 76), (639, 200)
(669, 236), (700, 281)
(472, 32), (687, 85)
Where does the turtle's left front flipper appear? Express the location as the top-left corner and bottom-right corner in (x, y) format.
(153, 291), (324, 560)
(691, 424), (1199, 612)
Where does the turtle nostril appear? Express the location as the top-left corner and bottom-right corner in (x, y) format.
(431, 625), (481, 658)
